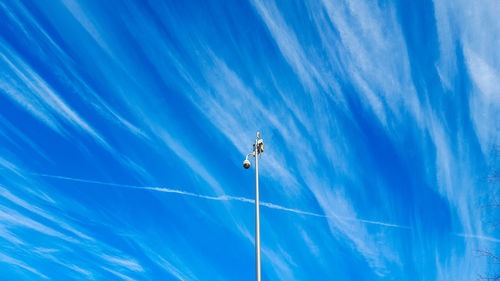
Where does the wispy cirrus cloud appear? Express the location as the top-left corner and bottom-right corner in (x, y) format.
(0, 252), (48, 279)
(0, 50), (113, 162)
(0, 157), (153, 280)
(101, 267), (135, 281)
(0, 0), (497, 280)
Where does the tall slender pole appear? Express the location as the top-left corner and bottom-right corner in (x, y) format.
(255, 138), (261, 281)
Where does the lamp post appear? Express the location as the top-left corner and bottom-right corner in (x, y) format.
(243, 132), (264, 281)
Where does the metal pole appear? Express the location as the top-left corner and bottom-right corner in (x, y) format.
(255, 138), (261, 281)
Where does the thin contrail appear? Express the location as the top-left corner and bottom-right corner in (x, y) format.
(32, 173), (409, 230)
(454, 233), (500, 243)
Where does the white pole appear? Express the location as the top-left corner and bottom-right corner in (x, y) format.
(255, 137), (261, 281)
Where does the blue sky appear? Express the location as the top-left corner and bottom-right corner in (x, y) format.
(0, 0), (499, 280)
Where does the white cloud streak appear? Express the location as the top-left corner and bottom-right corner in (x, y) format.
(0, 185), (93, 241)
(0, 206), (77, 243)
(100, 254), (144, 273)
(0, 252), (48, 279)
(101, 266), (135, 281)
(0, 48), (111, 150)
